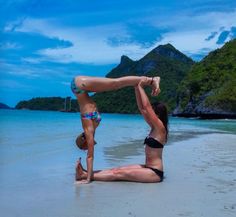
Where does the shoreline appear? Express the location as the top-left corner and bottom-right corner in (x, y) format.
(3, 108), (236, 120)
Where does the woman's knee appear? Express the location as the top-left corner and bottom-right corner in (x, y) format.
(112, 168), (127, 179)
(76, 76), (86, 84)
(75, 76), (88, 90)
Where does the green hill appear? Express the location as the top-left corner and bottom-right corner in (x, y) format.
(92, 43), (194, 113)
(173, 39), (236, 118)
(15, 41), (236, 118)
(15, 97), (78, 112)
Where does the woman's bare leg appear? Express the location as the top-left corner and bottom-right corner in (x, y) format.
(115, 164), (144, 170)
(75, 76), (160, 95)
(92, 167), (160, 183)
(151, 77), (161, 96)
(75, 160), (160, 183)
(75, 160), (143, 180)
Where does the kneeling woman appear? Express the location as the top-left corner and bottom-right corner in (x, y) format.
(75, 79), (168, 183)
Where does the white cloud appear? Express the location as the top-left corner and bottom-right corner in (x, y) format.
(4, 8), (236, 64)
(0, 60), (69, 78)
(5, 18), (153, 64)
(0, 42), (22, 50)
(150, 9), (236, 57)
(149, 8), (236, 31)
(0, 62), (40, 77)
(21, 57), (43, 64)
(158, 30), (219, 56)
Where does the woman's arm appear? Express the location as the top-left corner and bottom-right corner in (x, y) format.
(135, 83), (158, 127)
(83, 126), (95, 183)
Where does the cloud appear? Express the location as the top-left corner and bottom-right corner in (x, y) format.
(216, 31), (230, 44)
(3, 7), (236, 65)
(229, 26), (236, 38)
(153, 9), (236, 58)
(0, 59), (70, 78)
(107, 24), (165, 48)
(7, 18), (152, 64)
(205, 32), (218, 41)
(0, 61), (40, 77)
(0, 42), (22, 49)
(21, 57), (43, 64)
(206, 26), (236, 44)
(3, 18), (25, 32)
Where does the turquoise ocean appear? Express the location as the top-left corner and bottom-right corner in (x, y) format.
(0, 109), (236, 217)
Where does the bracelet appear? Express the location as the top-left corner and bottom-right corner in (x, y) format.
(150, 77), (154, 85)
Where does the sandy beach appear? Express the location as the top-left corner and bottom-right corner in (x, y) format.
(75, 133), (236, 217)
(1, 111), (236, 217)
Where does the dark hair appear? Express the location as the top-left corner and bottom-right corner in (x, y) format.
(151, 102), (169, 140)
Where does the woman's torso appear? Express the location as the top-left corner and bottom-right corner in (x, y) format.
(145, 125), (166, 171)
(76, 93), (101, 130)
(77, 93), (98, 114)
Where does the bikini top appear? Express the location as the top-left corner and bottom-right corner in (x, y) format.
(144, 136), (164, 149)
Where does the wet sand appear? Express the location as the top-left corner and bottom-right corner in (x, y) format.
(75, 133), (236, 217)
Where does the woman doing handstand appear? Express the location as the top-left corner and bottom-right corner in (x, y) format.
(71, 76), (161, 184)
(75, 78), (168, 183)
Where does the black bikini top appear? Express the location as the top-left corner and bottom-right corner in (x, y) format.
(144, 136), (164, 149)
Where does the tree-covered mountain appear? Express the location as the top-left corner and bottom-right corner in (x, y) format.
(15, 41), (236, 119)
(15, 97), (78, 112)
(92, 43), (194, 113)
(173, 39), (236, 118)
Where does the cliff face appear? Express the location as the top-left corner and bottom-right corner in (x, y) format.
(93, 44), (194, 113)
(107, 55), (135, 77)
(173, 39), (236, 118)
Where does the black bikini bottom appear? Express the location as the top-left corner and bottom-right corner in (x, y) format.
(145, 166), (164, 182)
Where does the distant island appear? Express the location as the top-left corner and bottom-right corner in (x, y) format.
(15, 97), (78, 112)
(0, 102), (12, 109)
(15, 40), (236, 119)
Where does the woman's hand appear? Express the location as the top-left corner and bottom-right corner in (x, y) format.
(76, 179), (91, 184)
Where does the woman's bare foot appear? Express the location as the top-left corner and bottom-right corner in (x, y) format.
(75, 158), (87, 181)
(151, 77), (161, 96)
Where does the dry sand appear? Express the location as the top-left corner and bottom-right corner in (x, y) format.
(75, 133), (236, 217)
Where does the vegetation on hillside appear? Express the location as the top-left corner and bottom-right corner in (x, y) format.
(177, 39), (236, 113)
(15, 97), (78, 111)
(93, 44), (194, 113)
(15, 40), (236, 118)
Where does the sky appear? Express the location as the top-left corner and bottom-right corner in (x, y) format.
(0, 0), (236, 107)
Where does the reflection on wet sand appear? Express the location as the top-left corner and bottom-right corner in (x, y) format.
(103, 140), (144, 165)
(167, 130), (228, 144)
(103, 129), (229, 165)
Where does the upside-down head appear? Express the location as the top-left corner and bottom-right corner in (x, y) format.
(76, 133), (88, 150)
